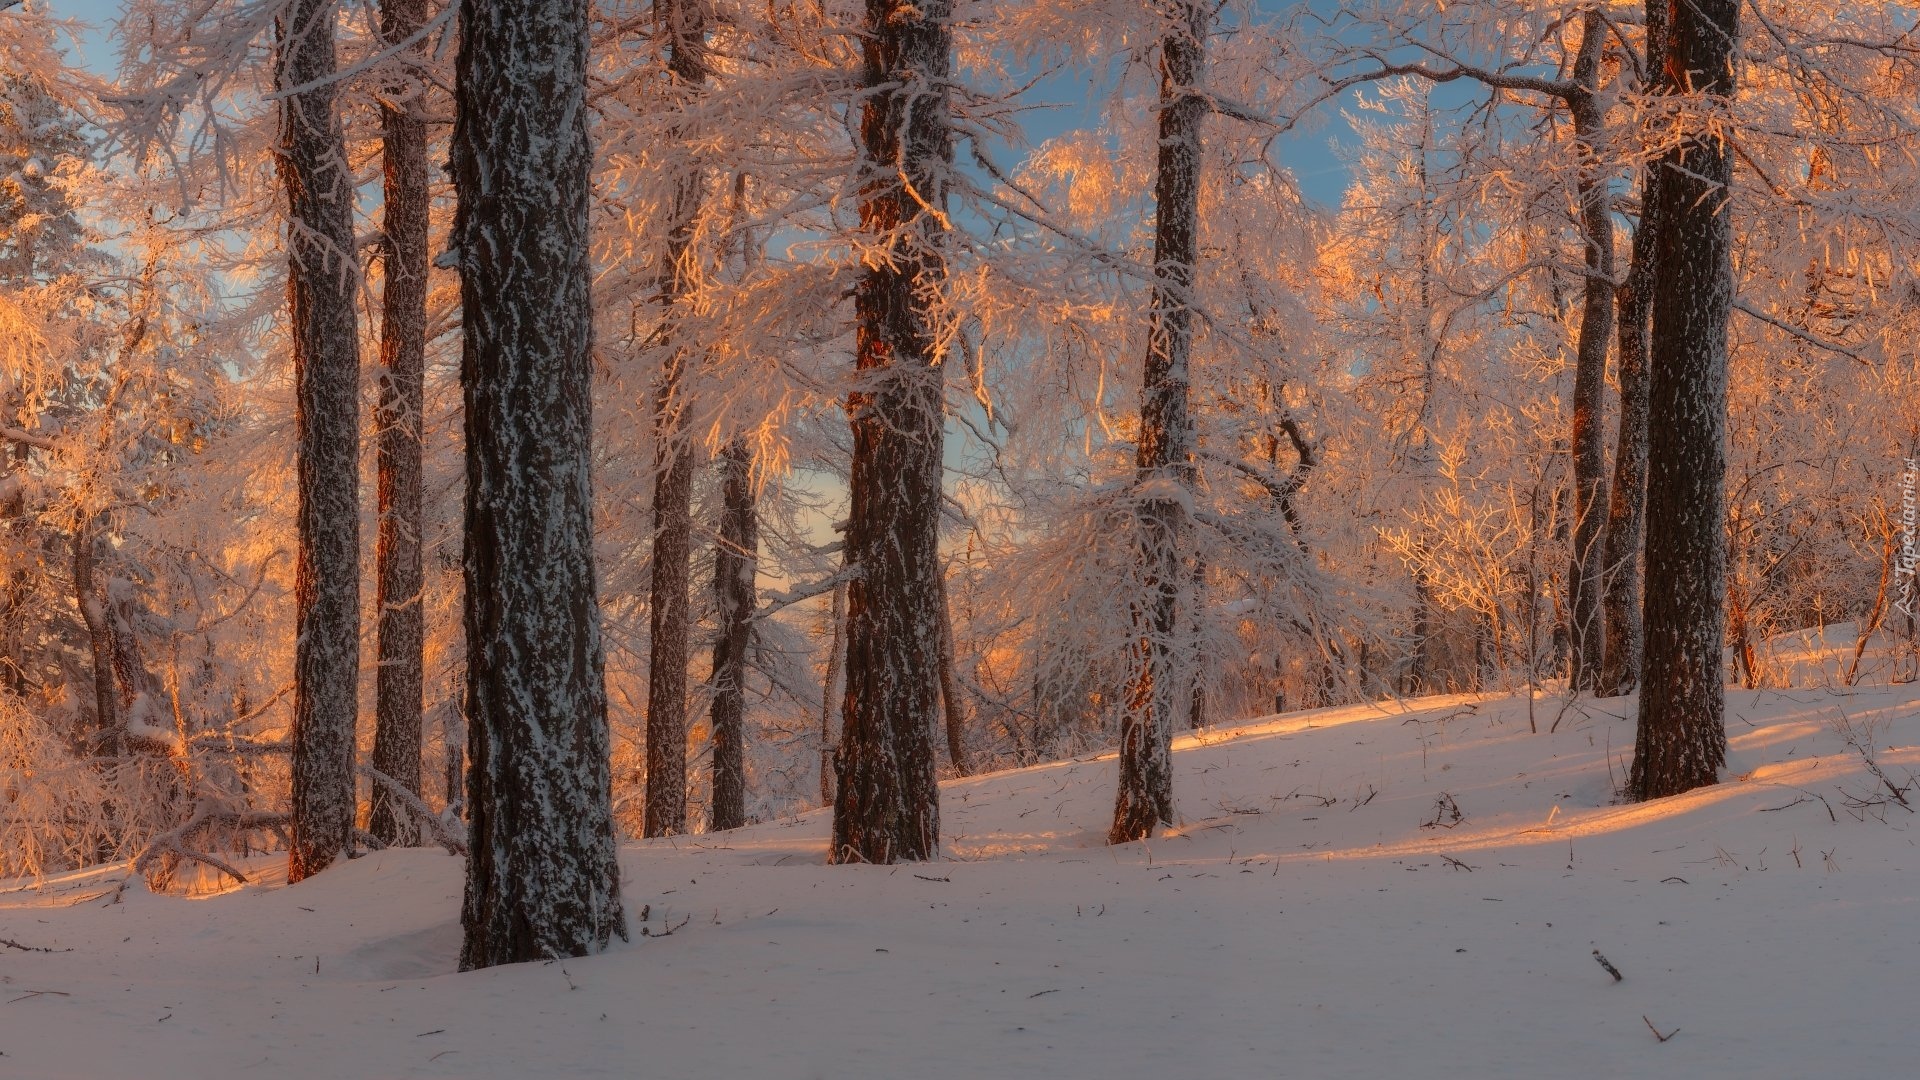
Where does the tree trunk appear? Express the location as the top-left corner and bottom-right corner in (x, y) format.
(367, 0), (430, 848)
(819, 578), (846, 808)
(830, 0), (951, 865)
(453, 0), (626, 967)
(1110, 0), (1206, 846)
(643, 0), (709, 839)
(708, 436), (757, 831)
(276, 0), (363, 884)
(937, 571), (970, 776)
(1406, 570), (1434, 695)
(1630, 0), (1735, 801)
(1598, 0), (1667, 699)
(72, 521), (118, 757)
(1564, 11), (1615, 692)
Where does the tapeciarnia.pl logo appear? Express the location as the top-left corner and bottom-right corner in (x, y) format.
(1897, 457), (1918, 620)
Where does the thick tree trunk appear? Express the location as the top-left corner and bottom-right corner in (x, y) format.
(453, 0), (626, 967)
(276, 0), (363, 884)
(830, 0), (951, 865)
(1630, 0), (1735, 801)
(1599, 1), (1667, 699)
(643, 0), (708, 839)
(1564, 11), (1615, 691)
(708, 436), (757, 831)
(367, 0), (430, 848)
(1110, 0), (1206, 846)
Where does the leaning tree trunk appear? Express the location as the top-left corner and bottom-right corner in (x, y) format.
(276, 0), (363, 884)
(708, 436), (757, 831)
(367, 0), (430, 848)
(1110, 0), (1206, 846)
(1564, 10), (1615, 692)
(1598, 0), (1667, 699)
(642, 0), (709, 839)
(454, 0), (626, 967)
(1630, 0), (1735, 801)
(829, 0), (951, 865)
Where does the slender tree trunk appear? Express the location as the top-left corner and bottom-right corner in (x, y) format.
(830, 0), (951, 865)
(708, 436), (757, 831)
(819, 578), (845, 808)
(1599, 1), (1667, 699)
(937, 572), (970, 776)
(454, 0), (626, 967)
(1406, 571), (1434, 695)
(643, 0), (709, 839)
(1185, 555), (1207, 730)
(1565, 11), (1615, 691)
(72, 521), (118, 757)
(367, 0), (430, 848)
(1630, 0), (1736, 801)
(1110, 0), (1206, 846)
(277, 0), (363, 884)
(0, 441), (24, 699)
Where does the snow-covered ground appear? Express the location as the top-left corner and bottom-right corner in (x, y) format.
(5, 679), (1918, 1078)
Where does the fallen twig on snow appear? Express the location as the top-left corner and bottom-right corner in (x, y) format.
(1591, 949), (1623, 981)
(1, 937), (72, 953)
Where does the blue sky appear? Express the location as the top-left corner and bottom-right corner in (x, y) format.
(42, 0), (1360, 209)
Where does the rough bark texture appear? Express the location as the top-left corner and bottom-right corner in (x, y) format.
(708, 437), (757, 832)
(277, 0), (363, 884)
(829, 0), (951, 865)
(1630, 0), (1735, 801)
(367, 0), (430, 848)
(1564, 11), (1615, 691)
(1598, 0), (1667, 699)
(1110, 0), (1206, 846)
(454, 0), (626, 967)
(643, 0), (708, 839)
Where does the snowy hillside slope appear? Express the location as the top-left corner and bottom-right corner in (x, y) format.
(4, 678), (1917, 1078)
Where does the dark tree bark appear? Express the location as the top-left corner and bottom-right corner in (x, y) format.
(1406, 570), (1434, 695)
(708, 436), (757, 831)
(72, 521), (118, 757)
(1564, 11), (1615, 691)
(830, 0), (951, 865)
(367, 0), (431, 848)
(0, 439), (25, 699)
(937, 572), (970, 775)
(643, 0), (709, 839)
(1630, 0), (1735, 801)
(276, 0), (363, 884)
(1598, 0), (1668, 699)
(454, 0), (626, 967)
(1110, 0), (1206, 846)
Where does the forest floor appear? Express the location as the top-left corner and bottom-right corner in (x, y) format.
(5, 663), (1919, 1077)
